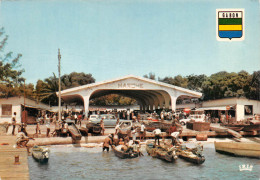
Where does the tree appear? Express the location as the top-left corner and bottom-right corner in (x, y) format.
(61, 72), (95, 89)
(159, 75), (188, 88)
(143, 72), (156, 80)
(248, 70), (260, 100)
(187, 74), (207, 92)
(36, 72), (95, 106)
(0, 28), (24, 97)
(90, 94), (136, 106)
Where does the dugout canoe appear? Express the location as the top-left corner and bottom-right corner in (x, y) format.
(32, 145), (50, 163)
(177, 149), (205, 164)
(214, 141), (260, 158)
(111, 145), (139, 159)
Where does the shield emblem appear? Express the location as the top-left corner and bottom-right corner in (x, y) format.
(217, 9), (244, 41)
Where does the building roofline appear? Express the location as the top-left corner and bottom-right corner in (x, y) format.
(59, 74), (202, 97)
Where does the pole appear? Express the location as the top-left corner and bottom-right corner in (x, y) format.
(58, 49), (61, 122)
(24, 79), (26, 110)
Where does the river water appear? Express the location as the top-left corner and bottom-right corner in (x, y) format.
(28, 143), (259, 180)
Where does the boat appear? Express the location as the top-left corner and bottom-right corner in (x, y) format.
(66, 120), (82, 140)
(146, 143), (178, 162)
(32, 145), (50, 163)
(222, 124), (260, 132)
(214, 141), (260, 158)
(176, 146), (205, 164)
(111, 145), (139, 159)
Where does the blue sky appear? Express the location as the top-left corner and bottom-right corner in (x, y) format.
(1, 0), (259, 84)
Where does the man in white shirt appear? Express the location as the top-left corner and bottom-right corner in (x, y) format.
(140, 123), (146, 142)
(153, 128), (161, 145)
(115, 122), (120, 135)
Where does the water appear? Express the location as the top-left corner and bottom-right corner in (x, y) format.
(28, 144), (260, 180)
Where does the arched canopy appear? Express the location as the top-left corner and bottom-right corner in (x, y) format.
(58, 75), (202, 115)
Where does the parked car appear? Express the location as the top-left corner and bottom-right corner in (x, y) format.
(179, 114), (205, 125)
(89, 115), (100, 121)
(89, 114), (118, 127)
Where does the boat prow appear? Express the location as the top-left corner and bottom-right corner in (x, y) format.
(214, 141), (260, 159)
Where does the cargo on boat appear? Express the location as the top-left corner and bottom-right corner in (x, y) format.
(214, 141), (260, 158)
(146, 143), (178, 162)
(176, 145), (205, 164)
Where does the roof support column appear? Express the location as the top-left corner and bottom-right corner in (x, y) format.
(82, 95), (90, 118)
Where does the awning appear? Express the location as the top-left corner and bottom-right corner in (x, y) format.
(21, 104), (50, 110)
(196, 106), (235, 111)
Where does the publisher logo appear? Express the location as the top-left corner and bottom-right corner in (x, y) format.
(216, 9), (245, 41)
(239, 164), (253, 171)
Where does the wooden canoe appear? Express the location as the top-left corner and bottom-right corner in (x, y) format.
(214, 141), (260, 158)
(146, 144), (178, 162)
(32, 146), (50, 163)
(177, 150), (205, 164)
(111, 145), (139, 159)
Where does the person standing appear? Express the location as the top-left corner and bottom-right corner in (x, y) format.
(140, 123), (146, 142)
(12, 112), (17, 135)
(115, 121), (120, 135)
(103, 134), (112, 152)
(46, 116), (51, 137)
(100, 118), (105, 135)
(153, 128), (161, 146)
(74, 113), (78, 124)
(36, 115), (41, 134)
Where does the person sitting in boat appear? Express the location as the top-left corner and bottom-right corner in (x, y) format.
(153, 128), (162, 146)
(103, 134), (112, 152)
(132, 140), (143, 156)
(119, 138), (124, 145)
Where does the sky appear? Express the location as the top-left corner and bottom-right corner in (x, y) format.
(0, 0), (259, 85)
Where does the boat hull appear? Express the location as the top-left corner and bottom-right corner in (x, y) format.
(178, 152), (205, 164)
(112, 145), (139, 159)
(32, 146), (50, 163)
(214, 141), (260, 158)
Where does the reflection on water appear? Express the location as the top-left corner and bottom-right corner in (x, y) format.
(28, 144), (260, 180)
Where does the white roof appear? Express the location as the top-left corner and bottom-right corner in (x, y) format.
(60, 75), (202, 97)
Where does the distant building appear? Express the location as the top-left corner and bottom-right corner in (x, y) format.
(178, 97), (260, 121)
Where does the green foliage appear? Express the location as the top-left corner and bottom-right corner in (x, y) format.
(90, 94), (136, 106)
(0, 28), (24, 98)
(159, 75), (188, 88)
(35, 72), (95, 106)
(143, 72), (156, 80)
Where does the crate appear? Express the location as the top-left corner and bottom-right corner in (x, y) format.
(186, 122), (194, 130)
(196, 134), (208, 141)
(193, 122), (210, 131)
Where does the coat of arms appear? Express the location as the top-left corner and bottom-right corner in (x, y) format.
(217, 9), (244, 41)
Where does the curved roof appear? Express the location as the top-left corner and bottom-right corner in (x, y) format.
(60, 75), (202, 97)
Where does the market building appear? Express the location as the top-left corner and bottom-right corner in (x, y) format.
(59, 75), (202, 116)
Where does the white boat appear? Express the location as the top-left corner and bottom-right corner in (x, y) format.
(214, 141), (260, 158)
(32, 146), (50, 163)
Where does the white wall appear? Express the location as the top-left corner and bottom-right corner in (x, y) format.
(0, 104), (21, 123)
(202, 98), (260, 121)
